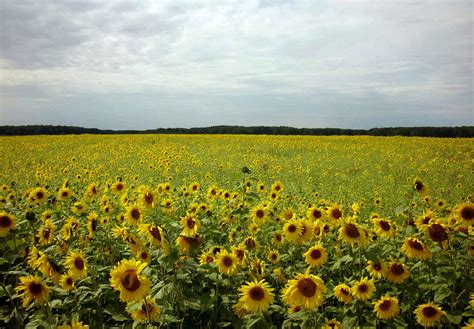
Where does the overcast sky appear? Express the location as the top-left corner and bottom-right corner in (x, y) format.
(0, 0), (472, 129)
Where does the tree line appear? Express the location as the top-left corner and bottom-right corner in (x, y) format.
(0, 125), (473, 138)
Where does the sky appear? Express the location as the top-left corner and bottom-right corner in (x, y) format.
(0, 0), (472, 130)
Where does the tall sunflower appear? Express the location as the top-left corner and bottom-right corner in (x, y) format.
(215, 250), (238, 275)
(282, 270), (326, 309)
(384, 261), (410, 284)
(333, 283), (353, 303)
(303, 245), (328, 267)
(236, 279), (275, 313)
(0, 212), (15, 237)
(414, 303), (446, 327)
(180, 214), (200, 237)
(373, 296), (399, 320)
(15, 275), (50, 307)
(327, 205), (343, 223)
(351, 277), (376, 301)
(65, 251), (88, 279)
(339, 221), (365, 246)
(401, 237), (431, 260)
(110, 259), (151, 303)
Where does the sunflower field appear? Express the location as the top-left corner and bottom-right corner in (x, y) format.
(0, 134), (473, 329)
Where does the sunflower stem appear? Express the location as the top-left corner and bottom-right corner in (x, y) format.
(143, 298), (152, 326)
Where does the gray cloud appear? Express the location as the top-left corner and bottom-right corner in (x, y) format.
(0, 0), (472, 128)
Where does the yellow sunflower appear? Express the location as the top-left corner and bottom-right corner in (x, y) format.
(351, 277), (376, 301)
(176, 235), (201, 254)
(455, 203), (474, 226)
(112, 181), (126, 194)
(231, 245), (247, 264)
(327, 205), (343, 223)
(307, 206), (324, 221)
(37, 219), (55, 245)
(57, 187), (73, 200)
(129, 296), (160, 322)
(268, 250), (280, 264)
(65, 251), (88, 279)
(414, 303), (446, 327)
(242, 236), (259, 251)
(199, 252), (214, 265)
(322, 319), (343, 329)
(126, 205), (143, 225)
(57, 320), (89, 329)
(109, 259), (151, 303)
(0, 212), (16, 237)
(373, 218), (396, 238)
(401, 237), (431, 260)
(251, 205), (268, 225)
(30, 187), (48, 204)
(296, 219), (313, 244)
(373, 295), (399, 320)
(236, 279), (275, 313)
(333, 283), (353, 303)
(426, 223), (448, 243)
(339, 221), (366, 246)
(303, 245), (328, 267)
(180, 214), (200, 237)
(384, 261), (410, 284)
(282, 270), (326, 309)
(215, 250), (238, 275)
(283, 219), (302, 242)
(15, 275), (50, 307)
(367, 260), (386, 279)
(60, 274), (75, 291)
(413, 177), (429, 196)
(139, 186), (156, 208)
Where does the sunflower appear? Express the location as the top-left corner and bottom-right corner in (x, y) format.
(282, 270), (326, 309)
(333, 283), (353, 303)
(36, 253), (62, 284)
(15, 275), (50, 307)
(0, 212), (15, 237)
(271, 181), (284, 193)
(199, 252), (214, 265)
(176, 235), (201, 254)
(351, 277), (376, 301)
(126, 205), (143, 225)
(283, 219), (302, 242)
(65, 251), (88, 279)
(322, 319), (343, 329)
(110, 259), (151, 303)
(250, 205), (268, 225)
(426, 223), (448, 243)
(373, 296), (399, 320)
(268, 250), (280, 264)
(236, 279), (275, 313)
(136, 249), (151, 263)
(402, 237), (431, 260)
(304, 245), (328, 267)
(137, 224), (169, 253)
(139, 186), (156, 208)
(37, 219), (55, 245)
(327, 205), (343, 223)
(455, 203), (474, 225)
(273, 232), (284, 246)
(180, 214), (200, 237)
(384, 261), (410, 284)
(339, 221), (365, 245)
(207, 185), (219, 199)
(256, 182), (265, 193)
(413, 177), (429, 196)
(87, 212), (99, 238)
(129, 296), (160, 322)
(307, 206), (324, 221)
(215, 250), (238, 275)
(84, 183), (99, 199)
(296, 219), (313, 244)
(415, 210), (437, 231)
(373, 218), (396, 238)
(250, 257), (266, 278)
(282, 208), (295, 221)
(112, 181), (126, 194)
(242, 236), (259, 251)
(367, 260), (386, 279)
(414, 303), (446, 327)
(57, 320), (89, 329)
(31, 187), (48, 203)
(71, 201), (86, 214)
(60, 273), (75, 291)
(231, 245), (247, 264)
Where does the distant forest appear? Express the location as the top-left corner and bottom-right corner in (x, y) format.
(0, 125), (473, 138)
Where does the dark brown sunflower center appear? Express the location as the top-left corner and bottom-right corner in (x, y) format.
(66, 277), (73, 285)
(297, 278), (317, 297)
(331, 209), (342, 219)
(149, 227), (162, 241)
(249, 287), (264, 301)
(29, 282), (43, 295)
(310, 249), (322, 260)
(235, 250), (244, 259)
(42, 228), (51, 239)
(245, 238), (256, 249)
(36, 192), (44, 199)
(271, 253), (277, 260)
(255, 209), (265, 218)
(274, 185), (281, 191)
(122, 269), (141, 292)
(312, 209), (322, 219)
(422, 306), (438, 318)
(344, 224), (360, 238)
(212, 247), (221, 255)
(391, 264), (405, 275)
(62, 191), (69, 197)
(222, 256), (233, 267)
(341, 288), (349, 296)
(144, 193), (153, 204)
(131, 209), (140, 220)
(140, 252), (148, 260)
(288, 224), (297, 233)
(0, 215), (12, 227)
(408, 239), (424, 250)
(116, 184), (123, 191)
(461, 206), (474, 220)
(373, 263), (381, 271)
(379, 299), (392, 311)
(379, 220), (390, 231)
(187, 219), (195, 229)
(414, 182), (423, 191)
(428, 224), (447, 242)
(357, 283), (368, 293)
(74, 257), (85, 270)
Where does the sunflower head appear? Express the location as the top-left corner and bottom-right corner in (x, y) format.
(215, 250), (238, 275)
(304, 245), (328, 267)
(282, 271), (326, 309)
(373, 296), (400, 320)
(110, 259), (151, 303)
(334, 283), (353, 304)
(0, 212), (16, 237)
(351, 277), (376, 301)
(236, 279), (275, 313)
(15, 275), (50, 307)
(65, 251), (88, 279)
(414, 303), (446, 327)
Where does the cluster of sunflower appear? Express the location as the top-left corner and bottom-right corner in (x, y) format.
(0, 134), (473, 328)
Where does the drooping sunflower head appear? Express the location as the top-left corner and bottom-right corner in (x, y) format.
(242, 236), (259, 251)
(15, 275), (50, 307)
(414, 303), (446, 327)
(373, 296), (400, 320)
(426, 223), (448, 243)
(109, 258), (151, 303)
(333, 283), (353, 304)
(236, 279), (275, 314)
